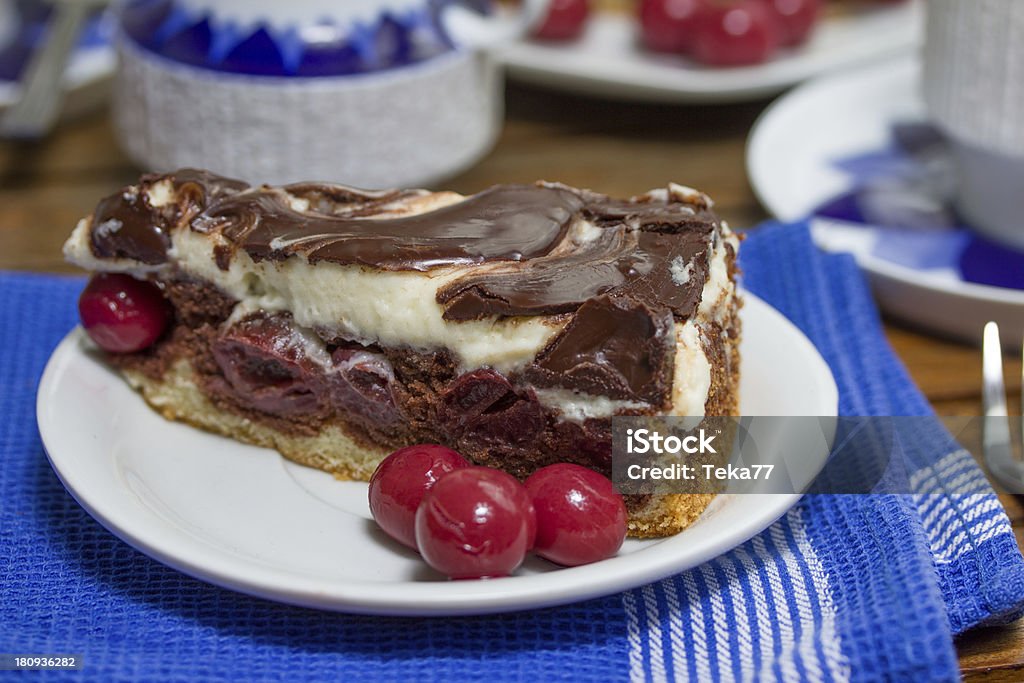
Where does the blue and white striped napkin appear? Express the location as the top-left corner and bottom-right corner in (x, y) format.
(2, 222), (1022, 681)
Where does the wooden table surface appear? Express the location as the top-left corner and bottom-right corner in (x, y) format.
(1, 82), (1022, 678)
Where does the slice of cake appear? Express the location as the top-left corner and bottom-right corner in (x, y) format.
(63, 170), (741, 537)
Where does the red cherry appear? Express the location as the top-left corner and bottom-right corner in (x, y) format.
(78, 273), (170, 353)
(692, 1), (780, 66)
(533, 0), (590, 41)
(368, 444), (470, 549)
(525, 464), (627, 567)
(639, 0), (708, 54)
(415, 467), (535, 579)
(757, 0), (820, 46)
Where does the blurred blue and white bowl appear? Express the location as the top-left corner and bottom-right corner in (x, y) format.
(113, 0), (547, 187)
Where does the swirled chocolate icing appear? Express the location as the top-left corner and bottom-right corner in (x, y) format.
(90, 169), (248, 265)
(436, 207), (713, 321)
(194, 184), (582, 271)
(84, 170), (725, 408)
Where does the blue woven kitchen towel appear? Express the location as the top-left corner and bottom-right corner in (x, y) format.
(2, 222), (1023, 682)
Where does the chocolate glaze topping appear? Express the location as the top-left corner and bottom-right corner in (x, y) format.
(194, 184), (582, 271)
(524, 295), (676, 405)
(436, 214), (713, 321)
(90, 169), (248, 265)
(281, 182), (422, 216)
(91, 185), (168, 265)
(83, 171), (726, 409)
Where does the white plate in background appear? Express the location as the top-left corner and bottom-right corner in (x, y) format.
(498, 0), (922, 103)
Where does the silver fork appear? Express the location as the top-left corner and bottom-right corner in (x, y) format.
(0, 0), (108, 140)
(982, 321), (1024, 494)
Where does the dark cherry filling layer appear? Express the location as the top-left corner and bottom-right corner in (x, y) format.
(114, 278), (619, 478)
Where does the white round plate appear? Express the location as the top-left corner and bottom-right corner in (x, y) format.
(0, 10), (115, 115)
(498, 1), (922, 103)
(37, 293), (838, 616)
(748, 55), (1024, 345)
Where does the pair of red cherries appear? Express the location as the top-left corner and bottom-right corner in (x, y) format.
(369, 445), (628, 580)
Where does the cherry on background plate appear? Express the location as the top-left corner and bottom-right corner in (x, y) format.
(639, 0), (708, 54)
(368, 444), (470, 549)
(533, 0), (590, 41)
(757, 0), (821, 46)
(78, 273), (170, 353)
(692, 1), (780, 66)
(415, 467), (536, 580)
(526, 463), (627, 567)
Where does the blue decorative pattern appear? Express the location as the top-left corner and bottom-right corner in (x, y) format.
(2, 223), (1023, 681)
(814, 122), (1024, 291)
(119, 0), (456, 76)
